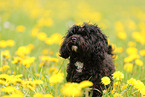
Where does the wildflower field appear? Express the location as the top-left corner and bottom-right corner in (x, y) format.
(0, 0), (145, 97)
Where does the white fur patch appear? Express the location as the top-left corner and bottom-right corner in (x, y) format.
(75, 61), (84, 73)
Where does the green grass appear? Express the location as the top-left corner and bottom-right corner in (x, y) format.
(0, 0), (145, 97)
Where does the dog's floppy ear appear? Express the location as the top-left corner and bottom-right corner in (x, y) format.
(94, 41), (106, 61)
(91, 26), (108, 61)
(59, 38), (70, 59)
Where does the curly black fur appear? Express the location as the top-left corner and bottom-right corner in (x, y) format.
(60, 23), (115, 97)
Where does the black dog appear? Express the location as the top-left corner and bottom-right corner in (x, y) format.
(60, 23), (115, 97)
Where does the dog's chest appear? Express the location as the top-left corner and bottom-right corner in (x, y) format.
(75, 61), (84, 73)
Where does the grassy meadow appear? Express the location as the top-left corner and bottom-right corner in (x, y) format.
(0, 0), (145, 97)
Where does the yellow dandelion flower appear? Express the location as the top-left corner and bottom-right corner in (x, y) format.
(27, 44), (34, 50)
(6, 40), (15, 47)
(124, 54), (140, 63)
(22, 57), (35, 68)
(0, 79), (6, 85)
(111, 44), (116, 51)
(11, 56), (22, 64)
(27, 85), (35, 91)
(40, 56), (49, 61)
(37, 32), (47, 41)
(44, 18), (53, 27)
(115, 21), (124, 32)
(15, 74), (23, 78)
(112, 71), (124, 80)
(127, 78), (137, 85)
(132, 32), (144, 45)
(79, 80), (93, 88)
(61, 82), (82, 96)
(0, 74), (9, 80)
(48, 67), (58, 74)
(126, 47), (137, 55)
(0, 65), (10, 72)
(128, 41), (136, 47)
(134, 80), (144, 91)
(2, 93), (24, 97)
(50, 33), (63, 44)
(15, 46), (31, 57)
(37, 18), (53, 27)
(33, 92), (43, 97)
(40, 56), (59, 62)
(135, 59), (143, 66)
(114, 47), (124, 53)
(139, 21), (145, 32)
(49, 72), (64, 84)
(44, 94), (53, 97)
(113, 55), (118, 60)
(113, 93), (123, 97)
(1, 86), (21, 94)
(41, 49), (49, 55)
(0, 74), (23, 85)
(1, 50), (11, 59)
(22, 80), (35, 91)
(31, 28), (39, 37)
(101, 76), (111, 85)
(50, 58), (59, 62)
(45, 38), (52, 45)
(33, 79), (43, 85)
(33, 93), (53, 97)
(45, 33), (63, 45)
(124, 63), (133, 73)
(140, 87), (145, 95)
(39, 62), (45, 67)
(0, 40), (7, 48)
(117, 32), (127, 40)
(140, 49), (145, 56)
(16, 25), (26, 32)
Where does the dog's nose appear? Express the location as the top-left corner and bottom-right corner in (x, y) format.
(72, 37), (77, 41)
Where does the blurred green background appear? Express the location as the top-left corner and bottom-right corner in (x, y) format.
(1, 0), (145, 34)
(1, 0), (145, 57)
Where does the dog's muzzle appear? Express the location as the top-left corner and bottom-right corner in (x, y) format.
(69, 35), (82, 52)
(70, 36), (78, 52)
(72, 45), (78, 52)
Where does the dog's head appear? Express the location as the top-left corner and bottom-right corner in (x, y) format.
(60, 23), (109, 61)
